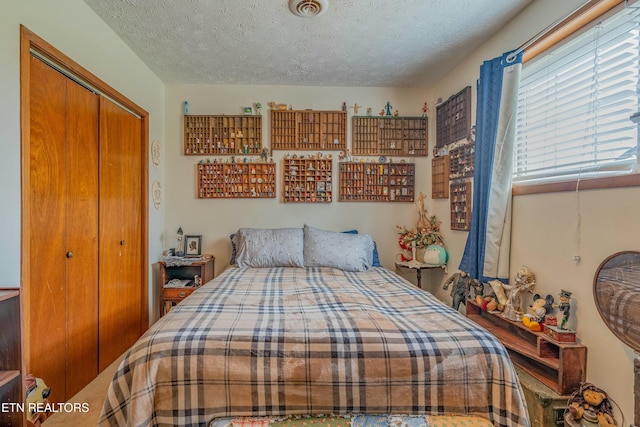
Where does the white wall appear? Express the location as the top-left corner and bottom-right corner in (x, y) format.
(430, 0), (636, 421)
(2, 0), (165, 320)
(164, 85), (436, 277)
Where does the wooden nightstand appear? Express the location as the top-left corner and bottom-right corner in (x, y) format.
(395, 261), (445, 289)
(158, 257), (214, 317)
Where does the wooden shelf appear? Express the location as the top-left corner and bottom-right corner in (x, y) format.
(449, 141), (475, 180)
(352, 116), (428, 156)
(197, 161), (276, 198)
(0, 289), (24, 426)
(450, 180), (471, 231)
(339, 162), (415, 202)
(436, 86), (472, 150)
(184, 115), (262, 155)
(432, 155), (450, 199)
(282, 157), (333, 203)
(466, 299), (586, 395)
(271, 110), (346, 151)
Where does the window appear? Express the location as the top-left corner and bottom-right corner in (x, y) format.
(514, 4), (640, 184)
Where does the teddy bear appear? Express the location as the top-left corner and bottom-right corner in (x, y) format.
(521, 293), (554, 331)
(474, 294), (504, 312)
(564, 382), (618, 427)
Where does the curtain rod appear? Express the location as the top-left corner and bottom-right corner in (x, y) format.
(506, 0), (624, 63)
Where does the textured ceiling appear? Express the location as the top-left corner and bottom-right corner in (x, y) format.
(83, 0), (533, 88)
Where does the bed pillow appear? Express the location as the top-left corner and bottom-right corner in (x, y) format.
(304, 224), (374, 271)
(235, 227), (304, 268)
(342, 229), (381, 267)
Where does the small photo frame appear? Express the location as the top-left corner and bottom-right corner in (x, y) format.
(185, 235), (202, 257)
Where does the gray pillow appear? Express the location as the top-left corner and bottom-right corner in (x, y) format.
(303, 224), (374, 271)
(235, 227), (304, 268)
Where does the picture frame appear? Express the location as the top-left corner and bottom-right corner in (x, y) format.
(185, 235), (202, 257)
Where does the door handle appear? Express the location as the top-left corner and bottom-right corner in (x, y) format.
(66, 251), (74, 258)
(120, 240), (125, 246)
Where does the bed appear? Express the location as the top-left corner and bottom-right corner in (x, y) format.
(98, 226), (529, 427)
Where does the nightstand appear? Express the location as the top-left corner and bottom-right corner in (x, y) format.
(395, 261), (445, 289)
(158, 257), (215, 317)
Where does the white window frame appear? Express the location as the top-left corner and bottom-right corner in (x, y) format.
(513, 3), (640, 192)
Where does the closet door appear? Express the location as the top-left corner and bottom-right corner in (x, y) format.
(27, 56), (99, 401)
(65, 79), (100, 396)
(98, 98), (144, 370)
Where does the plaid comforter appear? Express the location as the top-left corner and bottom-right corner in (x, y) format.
(99, 267), (529, 427)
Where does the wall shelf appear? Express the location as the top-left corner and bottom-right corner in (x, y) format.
(197, 162), (276, 199)
(270, 110), (346, 151)
(184, 115), (262, 155)
(339, 162), (415, 202)
(431, 155), (450, 199)
(449, 141), (475, 180)
(436, 86), (472, 150)
(351, 116), (428, 156)
(450, 180), (471, 231)
(282, 157), (333, 202)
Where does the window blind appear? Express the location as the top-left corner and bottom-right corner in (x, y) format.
(514, 4), (640, 183)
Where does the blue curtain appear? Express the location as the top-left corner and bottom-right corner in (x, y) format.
(459, 50), (522, 283)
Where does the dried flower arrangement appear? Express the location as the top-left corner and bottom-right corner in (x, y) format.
(397, 191), (445, 262)
(396, 215), (444, 250)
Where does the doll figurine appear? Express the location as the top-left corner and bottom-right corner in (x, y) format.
(443, 271), (482, 312)
(500, 265), (536, 321)
(554, 289), (572, 330)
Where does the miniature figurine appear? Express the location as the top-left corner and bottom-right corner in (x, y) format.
(384, 101), (393, 116)
(500, 265), (536, 321)
(522, 293), (554, 331)
(350, 103), (361, 115)
(366, 107), (373, 116)
(422, 102), (428, 117)
(342, 101), (347, 111)
(554, 289), (572, 330)
(393, 109), (399, 117)
(443, 271), (482, 311)
(176, 227), (184, 257)
(255, 102), (262, 115)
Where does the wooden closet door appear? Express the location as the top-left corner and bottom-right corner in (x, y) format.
(27, 56), (99, 401)
(98, 98), (144, 370)
(65, 80), (99, 397)
(28, 56), (68, 402)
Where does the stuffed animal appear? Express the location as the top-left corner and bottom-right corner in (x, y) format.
(474, 294), (503, 312)
(25, 373), (51, 427)
(564, 382), (618, 427)
(522, 293), (554, 331)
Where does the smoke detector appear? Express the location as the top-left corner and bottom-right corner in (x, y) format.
(289, 0), (328, 18)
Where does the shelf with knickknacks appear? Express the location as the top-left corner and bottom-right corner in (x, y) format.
(466, 265), (586, 395)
